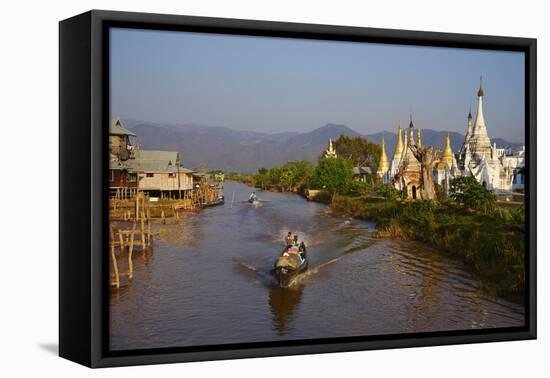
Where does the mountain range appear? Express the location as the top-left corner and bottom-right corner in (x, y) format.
(122, 119), (523, 173)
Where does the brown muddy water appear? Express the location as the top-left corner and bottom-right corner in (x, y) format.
(110, 181), (524, 350)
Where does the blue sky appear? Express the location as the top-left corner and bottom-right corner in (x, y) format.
(110, 28), (525, 142)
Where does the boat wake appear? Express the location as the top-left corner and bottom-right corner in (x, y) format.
(234, 258), (278, 287)
(289, 239), (376, 286)
(234, 235), (378, 288)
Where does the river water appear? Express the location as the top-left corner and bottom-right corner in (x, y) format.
(110, 181), (524, 351)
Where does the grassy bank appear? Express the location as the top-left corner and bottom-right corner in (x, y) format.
(330, 194), (525, 297)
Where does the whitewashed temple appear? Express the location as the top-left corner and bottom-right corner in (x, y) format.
(377, 79), (525, 197)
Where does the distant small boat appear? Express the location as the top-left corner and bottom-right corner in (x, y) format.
(248, 194), (260, 205)
(199, 195), (225, 208)
(273, 246), (308, 288)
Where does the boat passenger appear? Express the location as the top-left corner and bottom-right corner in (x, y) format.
(285, 232), (294, 247)
(248, 191), (258, 202)
(299, 242), (307, 261)
(293, 234), (299, 246)
(287, 245), (299, 255)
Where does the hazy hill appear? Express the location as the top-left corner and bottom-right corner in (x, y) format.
(365, 129), (522, 160)
(124, 120), (522, 172)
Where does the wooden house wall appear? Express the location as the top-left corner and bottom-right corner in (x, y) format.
(138, 172), (194, 191)
(109, 170), (138, 188)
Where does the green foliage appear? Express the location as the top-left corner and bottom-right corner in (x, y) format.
(449, 176), (497, 213)
(224, 172), (256, 186)
(375, 183), (402, 200)
(276, 161), (313, 191)
(348, 180), (374, 196)
(268, 167), (281, 187)
(310, 157), (354, 201)
(255, 168), (269, 189)
(240, 161), (315, 192)
(434, 182), (447, 202)
(332, 135), (382, 169)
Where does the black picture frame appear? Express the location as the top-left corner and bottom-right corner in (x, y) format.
(59, 9), (537, 368)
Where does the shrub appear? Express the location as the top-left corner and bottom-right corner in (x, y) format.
(375, 183), (402, 200)
(449, 176), (497, 213)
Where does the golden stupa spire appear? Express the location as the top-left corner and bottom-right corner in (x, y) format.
(437, 131), (454, 170)
(393, 122), (404, 161)
(324, 138), (337, 158)
(376, 135), (389, 177)
(417, 128), (422, 148)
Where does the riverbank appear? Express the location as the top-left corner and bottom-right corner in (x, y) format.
(330, 194), (525, 298)
(225, 173), (256, 187)
(225, 173), (301, 193)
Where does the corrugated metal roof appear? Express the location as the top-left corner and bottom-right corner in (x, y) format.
(110, 148), (195, 174)
(353, 166), (372, 175)
(109, 159), (133, 171)
(135, 150), (179, 164)
(110, 118), (136, 136)
(130, 150), (194, 173)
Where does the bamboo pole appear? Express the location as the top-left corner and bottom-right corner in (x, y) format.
(140, 212), (146, 249)
(147, 218), (152, 247)
(110, 243), (120, 289)
(128, 222), (136, 280)
(135, 194), (140, 221)
(118, 230), (125, 252)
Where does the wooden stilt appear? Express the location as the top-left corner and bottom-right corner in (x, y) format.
(128, 222), (136, 280)
(147, 219), (152, 247)
(110, 243), (120, 289)
(140, 213), (146, 249)
(118, 230), (125, 252)
(135, 194), (140, 221)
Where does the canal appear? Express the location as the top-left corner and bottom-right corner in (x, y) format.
(110, 181), (524, 350)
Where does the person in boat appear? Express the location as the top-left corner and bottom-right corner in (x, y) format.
(285, 234), (299, 254)
(285, 232), (294, 247)
(248, 191), (258, 203)
(290, 234), (306, 263)
(298, 241), (307, 260)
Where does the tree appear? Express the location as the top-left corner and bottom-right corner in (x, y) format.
(310, 157), (354, 204)
(268, 167), (281, 187)
(255, 167), (269, 189)
(449, 176), (497, 213)
(279, 165), (296, 191)
(332, 135), (381, 169)
(408, 144), (440, 200)
(290, 160), (314, 189)
(254, 161), (313, 191)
